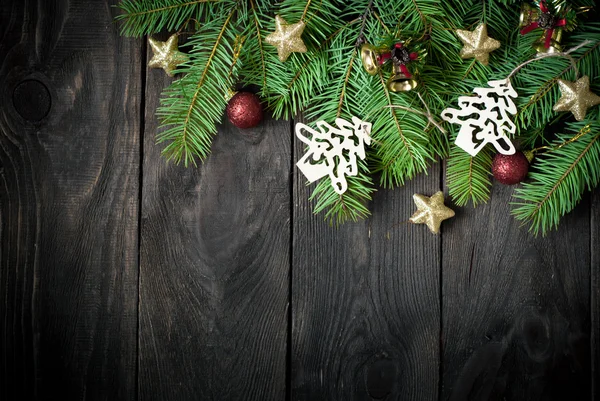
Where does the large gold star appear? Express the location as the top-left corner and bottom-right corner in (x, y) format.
(456, 23), (501, 66)
(409, 191), (455, 234)
(148, 34), (188, 77)
(553, 76), (600, 121)
(265, 15), (307, 62)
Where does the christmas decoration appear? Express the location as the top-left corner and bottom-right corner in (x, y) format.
(226, 92), (263, 129)
(519, 1), (568, 53)
(360, 43), (384, 75)
(265, 15), (307, 62)
(456, 23), (501, 65)
(387, 43), (419, 92)
(116, 0), (600, 233)
(492, 152), (532, 185)
(553, 76), (600, 121)
(409, 191), (455, 234)
(295, 116), (371, 195)
(441, 79), (517, 157)
(148, 34), (188, 76)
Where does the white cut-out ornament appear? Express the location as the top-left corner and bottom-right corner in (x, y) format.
(295, 116), (372, 195)
(441, 79), (517, 157)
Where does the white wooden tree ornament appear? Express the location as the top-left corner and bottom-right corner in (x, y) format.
(441, 79), (517, 157)
(295, 116), (372, 195)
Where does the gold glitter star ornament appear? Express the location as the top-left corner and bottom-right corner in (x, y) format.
(265, 15), (307, 62)
(148, 34), (188, 77)
(553, 76), (600, 121)
(456, 23), (501, 65)
(409, 191), (455, 234)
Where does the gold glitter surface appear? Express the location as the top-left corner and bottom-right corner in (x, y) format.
(553, 76), (600, 121)
(456, 23), (501, 66)
(409, 191), (455, 234)
(265, 15), (307, 62)
(148, 34), (188, 77)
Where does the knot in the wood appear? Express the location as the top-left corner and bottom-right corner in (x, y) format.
(13, 79), (51, 122)
(366, 358), (396, 399)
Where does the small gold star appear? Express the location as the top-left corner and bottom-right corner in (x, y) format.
(409, 191), (455, 234)
(456, 23), (501, 66)
(148, 34), (188, 77)
(265, 15), (307, 62)
(553, 76), (600, 121)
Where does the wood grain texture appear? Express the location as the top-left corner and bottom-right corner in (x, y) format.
(138, 61), (290, 400)
(442, 183), (591, 401)
(0, 1), (141, 400)
(592, 188), (599, 400)
(291, 117), (441, 401)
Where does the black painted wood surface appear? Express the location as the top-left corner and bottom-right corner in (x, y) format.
(0, 1), (598, 401)
(0, 1), (141, 400)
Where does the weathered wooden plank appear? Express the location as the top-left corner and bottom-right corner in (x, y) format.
(0, 1), (141, 400)
(592, 189), (599, 400)
(442, 183), (591, 401)
(138, 60), (291, 399)
(291, 119), (441, 400)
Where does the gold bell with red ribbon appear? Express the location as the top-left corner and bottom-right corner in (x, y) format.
(360, 43), (389, 75)
(386, 43), (419, 92)
(519, 2), (565, 54)
(534, 27), (563, 53)
(519, 3), (541, 28)
(387, 63), (418, 92)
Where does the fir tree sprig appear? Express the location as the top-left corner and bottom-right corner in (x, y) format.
(115, 0), (600, 232)
(310, 158), (375, 224)
(512, 122), (600, 236)
(157, 5), (239, 166)
(116, 0), (214, 37)
(447, 145), (493, 207)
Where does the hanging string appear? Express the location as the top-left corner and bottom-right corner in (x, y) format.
(529, 124), (592, 156)
(386, 92), (447, 134)
(506, 40), (594, 80)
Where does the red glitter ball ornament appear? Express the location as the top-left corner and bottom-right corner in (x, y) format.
(492, 152), (531, 185)
(226, 92), (263, 129)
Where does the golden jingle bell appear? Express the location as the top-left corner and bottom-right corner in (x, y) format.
(360, 44), (382, 75)
(519, 3), (541, 28)
(534, 27), (563, 53)
(387, 63), (418, 92)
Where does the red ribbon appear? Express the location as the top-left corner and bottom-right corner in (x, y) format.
(520, 1), (567, 48)
(377, 43), (419, 77)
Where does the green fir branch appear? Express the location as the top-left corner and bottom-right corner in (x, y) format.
(512, 123), (600, 236)
(115, 0), (216, 37)
(310, 159), (375, 225)
(447, 145), (493, 207)
(157, 6), (238, 166)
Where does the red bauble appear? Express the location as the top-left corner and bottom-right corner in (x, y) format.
(492, 152), (530, 185)
(226, 92), (263, 129)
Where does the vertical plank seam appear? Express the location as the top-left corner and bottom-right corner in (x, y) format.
(136, 36), (148, 401)
(287, 116), (294, 401)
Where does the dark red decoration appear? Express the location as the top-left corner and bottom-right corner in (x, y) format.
(492, 152), (530, 185)
(226, 92), (263, 129)
(520, 0), (566, 49)
(376, 43), (419, 77)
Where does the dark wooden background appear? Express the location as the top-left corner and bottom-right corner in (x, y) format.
(1, 1), (598, 400)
